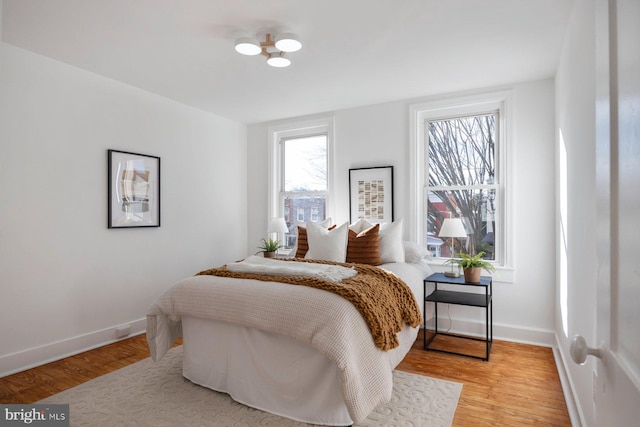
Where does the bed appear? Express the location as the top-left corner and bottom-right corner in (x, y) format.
(146, 220), (432, 426)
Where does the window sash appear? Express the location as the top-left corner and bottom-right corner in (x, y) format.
(426, 111), (499, 188)
(425, 188), (500, 261)
(427, 184), (499, 192)
(425, 111), (500, 262)
(281, 134), (328, 193)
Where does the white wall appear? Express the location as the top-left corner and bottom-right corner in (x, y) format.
(554, 1), (597, 426)
(0, 42), (247, 375)
(247, 79), (557, 344)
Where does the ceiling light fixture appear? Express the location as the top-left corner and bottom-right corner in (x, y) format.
(234, 33), (301, 68)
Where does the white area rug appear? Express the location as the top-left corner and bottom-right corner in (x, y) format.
(40, 346), (462, 426)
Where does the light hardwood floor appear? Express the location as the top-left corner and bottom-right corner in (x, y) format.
(0, 333), (571, 426)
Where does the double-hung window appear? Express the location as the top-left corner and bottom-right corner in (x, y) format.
(269, 118), (333, 253)
(411, 92), (511, 268)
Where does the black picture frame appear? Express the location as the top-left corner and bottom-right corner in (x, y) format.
(108, 149), (161, 228)
(349, 166), (394, 223)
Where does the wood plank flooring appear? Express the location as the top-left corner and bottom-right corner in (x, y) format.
(398, 334), (571, 426)
(0, 333), (570, 426)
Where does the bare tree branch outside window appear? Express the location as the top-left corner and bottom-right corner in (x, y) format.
(427, 113), (497, 259)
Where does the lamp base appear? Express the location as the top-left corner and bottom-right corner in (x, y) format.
(444, 271), (461, 278)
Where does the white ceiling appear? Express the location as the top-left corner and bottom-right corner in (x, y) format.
(1, 0), (572, 124)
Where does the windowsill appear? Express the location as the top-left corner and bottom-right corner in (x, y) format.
(427, 262), (515, 284)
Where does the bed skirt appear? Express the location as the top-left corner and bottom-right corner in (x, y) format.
(181, 316), (417, 425)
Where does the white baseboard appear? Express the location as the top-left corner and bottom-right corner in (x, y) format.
(553, 334), (586, 427)
(492, 322), (556, 347)
(1, 316), (561, 383)
(424, 316), (556, 347)
(0, 318), (147, 378)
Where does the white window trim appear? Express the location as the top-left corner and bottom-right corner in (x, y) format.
(410, 90), (515, 282)
(268, 117), (335, 228)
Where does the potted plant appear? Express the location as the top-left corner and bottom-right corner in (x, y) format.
(258, 237), (282, 258)
(445, 251), (496, 283)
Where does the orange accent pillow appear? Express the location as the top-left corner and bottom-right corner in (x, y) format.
(346, 223), (381, 265)
(295, 225), (310, 258)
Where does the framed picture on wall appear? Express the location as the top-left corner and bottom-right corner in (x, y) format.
(108, 149), (161, 228)
(349, 166), (394, 224)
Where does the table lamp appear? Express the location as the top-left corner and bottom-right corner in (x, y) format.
(439, 217), (467, 278)
(268, 217), (289, 252)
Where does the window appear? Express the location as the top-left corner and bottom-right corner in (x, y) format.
(269, 118), (333, 252)
(283, 135), (328, 242)
(427, 113), (498, 260)
(410, 92), (511, 268)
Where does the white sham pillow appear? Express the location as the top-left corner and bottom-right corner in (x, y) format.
(379, 219), (405, 263)
(403, 240), (433, 263)
(305, 221), (349, 262)
(292, 218), (333, 258)
(299, 217), (332, 229)
(349, 218), (373, 234)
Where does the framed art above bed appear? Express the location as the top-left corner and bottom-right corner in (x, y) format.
(349, 166), (394, 224)
(108, 149), (160, 228)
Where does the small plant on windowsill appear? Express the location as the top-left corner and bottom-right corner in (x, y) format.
(257, 238), (282, 258)
(445, 251), (496, 283)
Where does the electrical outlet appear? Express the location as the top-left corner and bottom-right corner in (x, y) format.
(115, 324), (131, 338)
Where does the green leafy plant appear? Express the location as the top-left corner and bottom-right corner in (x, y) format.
(258, 237), (282, 253)
(445, 251), (497, 273)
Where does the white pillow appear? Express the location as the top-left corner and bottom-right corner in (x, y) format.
(305, 221), (349, 262)
(412, 258), (434, 279)
(403, 241), (433, 263)
(349, 218), (373, 234)
(292, 218), (333, 257)
(379, 219), (405, 263)
(299, 217), (332, 229)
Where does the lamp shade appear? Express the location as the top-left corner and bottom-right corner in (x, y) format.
(275, 33), (302, 52)
(234, 37), (261, 55)
(438, 218), (467, 238)
(268, 217), (289, 234)
(266, 53), (291, 67)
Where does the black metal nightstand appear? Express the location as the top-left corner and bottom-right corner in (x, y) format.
(423, 272), (493, 361)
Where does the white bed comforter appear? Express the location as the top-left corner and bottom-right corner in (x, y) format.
(146, 272), (418, 423)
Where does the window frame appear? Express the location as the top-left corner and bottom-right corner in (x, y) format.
(410, 91), (514, 278)
(268, 117), (335, 232)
